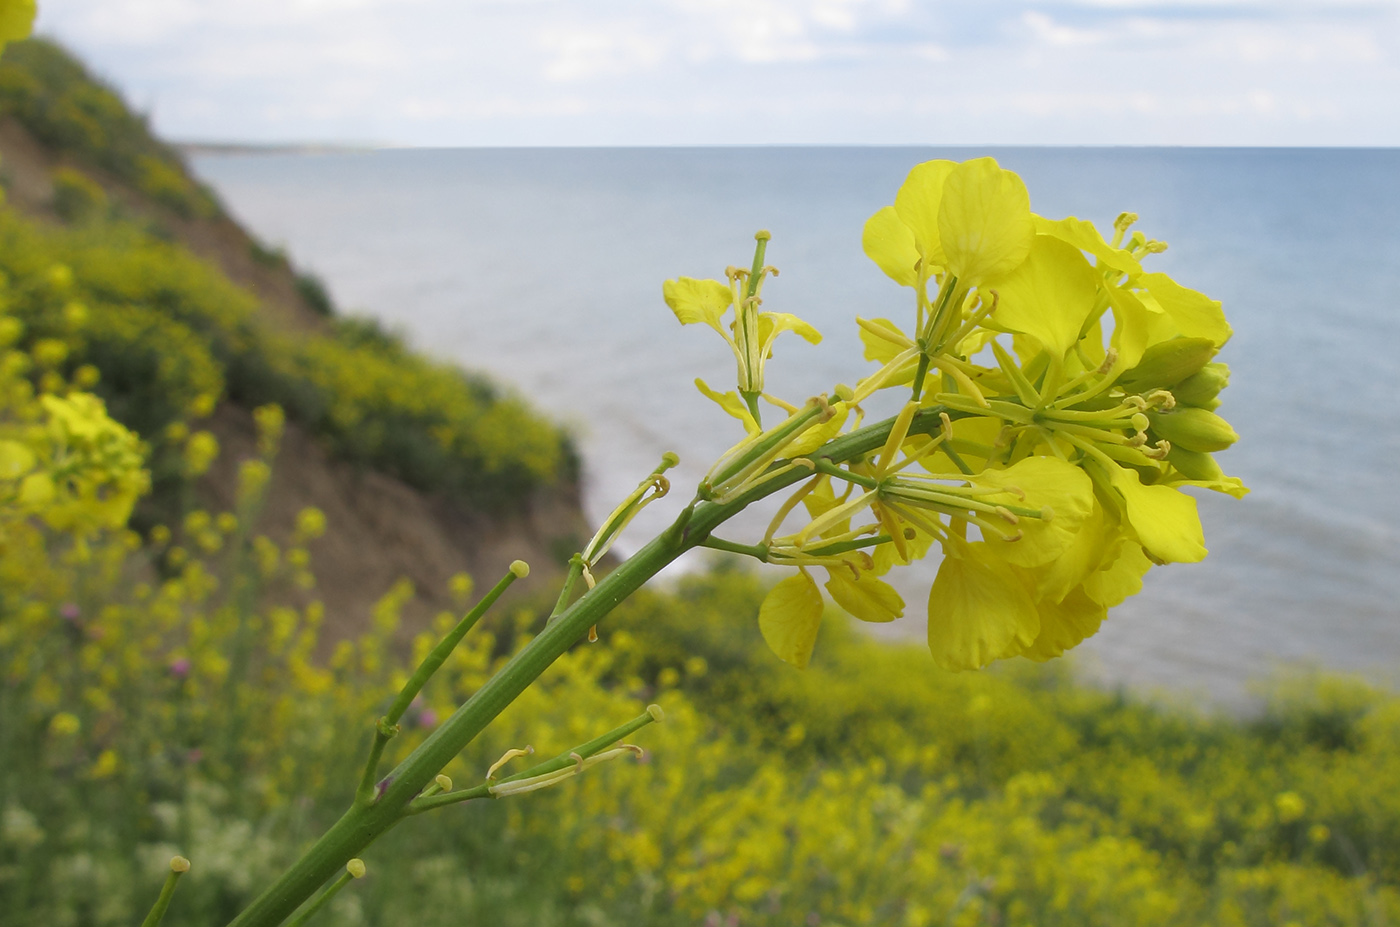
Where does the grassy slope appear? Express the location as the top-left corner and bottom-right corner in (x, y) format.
(0, 39), (587, 630)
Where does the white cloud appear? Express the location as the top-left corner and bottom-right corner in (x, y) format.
(24, 0), (1400, 145)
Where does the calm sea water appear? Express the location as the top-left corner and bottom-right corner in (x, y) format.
(190, 147), (1400, 706)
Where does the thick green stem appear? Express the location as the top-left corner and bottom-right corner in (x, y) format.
(223, 405), (957, 927)
(356, 565), (525, 804)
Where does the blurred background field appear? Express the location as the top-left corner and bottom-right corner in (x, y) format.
(3, 35), (1400, 927)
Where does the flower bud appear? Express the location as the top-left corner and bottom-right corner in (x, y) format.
(1118, 337), (1216, 391)
(1167, 445), (1224, 482)
(1171, 362), (1229, 408)
(1148, 407), (1238, 453)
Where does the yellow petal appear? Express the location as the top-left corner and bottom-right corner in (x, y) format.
(0, 0), (35, 45)
(1137, 273), (1231, 347)
(19, 472), (55, 506)
(663, 277), (733, 331)
(858, 317), (913, 364)
(757, 311), (823, 351)
(758, 571), (825, 669)
(927, 541), (1039, 671)
(825, 569), (904, 623)
(1020, 586), (1107, 662)
(894, 159), (957, 267)
(871, 518), (934, 575)
(1104, 465), (1207, 564)
(1082, 540), (1152, 607)
(1033, 215), (1142, 277)
(785, 403), (848, 457)
(694, 378), (759, 434)
(972, 455), (1094, 568)
(986, 235), (1100, 358)
(862, 206), (921, 288)
(0, 439), (37, 479)
(1103, 283), (1161, 373)
(1032, 499), (1113, 603)
(937, 158), (1034, 284)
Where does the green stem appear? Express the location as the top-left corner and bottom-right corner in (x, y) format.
(803, 533), (894, 558)
(813, 458), (876, 489)
(408, 706), (663, 813)
(746, 232), (770, 300)
(549, 554), (585, 620)
(140, 858), (189, 927)
(741, 390), (763, 429)
(705, 403), (823, 494)
(699, 536), (769, 560)
(356, 564), (526, 805)
(910, 351), (931, 403)
(284, 863), (361, 927)
(222, 404), (960, 927)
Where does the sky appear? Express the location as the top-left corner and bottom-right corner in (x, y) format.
(31, 0), (1400, 147)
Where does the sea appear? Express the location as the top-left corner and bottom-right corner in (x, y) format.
(188, 147), (1400, 707)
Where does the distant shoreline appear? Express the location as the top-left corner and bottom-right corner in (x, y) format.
(175, 141), (381, 157)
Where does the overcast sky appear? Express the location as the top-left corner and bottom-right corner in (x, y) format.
(31, 0), (1400, 146)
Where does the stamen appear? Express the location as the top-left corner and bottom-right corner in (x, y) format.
(487, 746), (535, 780)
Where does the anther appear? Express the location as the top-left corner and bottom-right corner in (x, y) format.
(1097, 348), (1118, 375)
(995, 506), (1019, 525)
(570, 752), (585, 771)
(1145, 389), (1176, 411)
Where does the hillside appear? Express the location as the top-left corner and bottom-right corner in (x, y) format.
(0, 38), (590, 638)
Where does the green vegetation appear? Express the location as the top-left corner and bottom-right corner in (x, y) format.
(0, 206), (570, 513)
(0, 38), (219, 219)
(5, 463), (1400, 927)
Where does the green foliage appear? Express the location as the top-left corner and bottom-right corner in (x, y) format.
(0, 207), (569, 512)
(0, 38), (219, 218)
(50, 166), (108, 224)
(7, 498), (1400, 927)
(293, 270), (335, 318)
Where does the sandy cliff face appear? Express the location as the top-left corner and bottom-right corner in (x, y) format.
(0, 112), (590, 637)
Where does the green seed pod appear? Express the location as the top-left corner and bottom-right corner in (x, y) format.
(1167, 445), (1224, 481)
(1118, 337), (1217, 391)
(1172, 362), (1230, 408)
(1148, 407), (1239, 453)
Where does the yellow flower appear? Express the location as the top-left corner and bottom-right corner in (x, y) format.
(663, 233), (821, 424)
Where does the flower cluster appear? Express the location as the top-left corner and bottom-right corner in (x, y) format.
(668, 157), (1245, 671)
